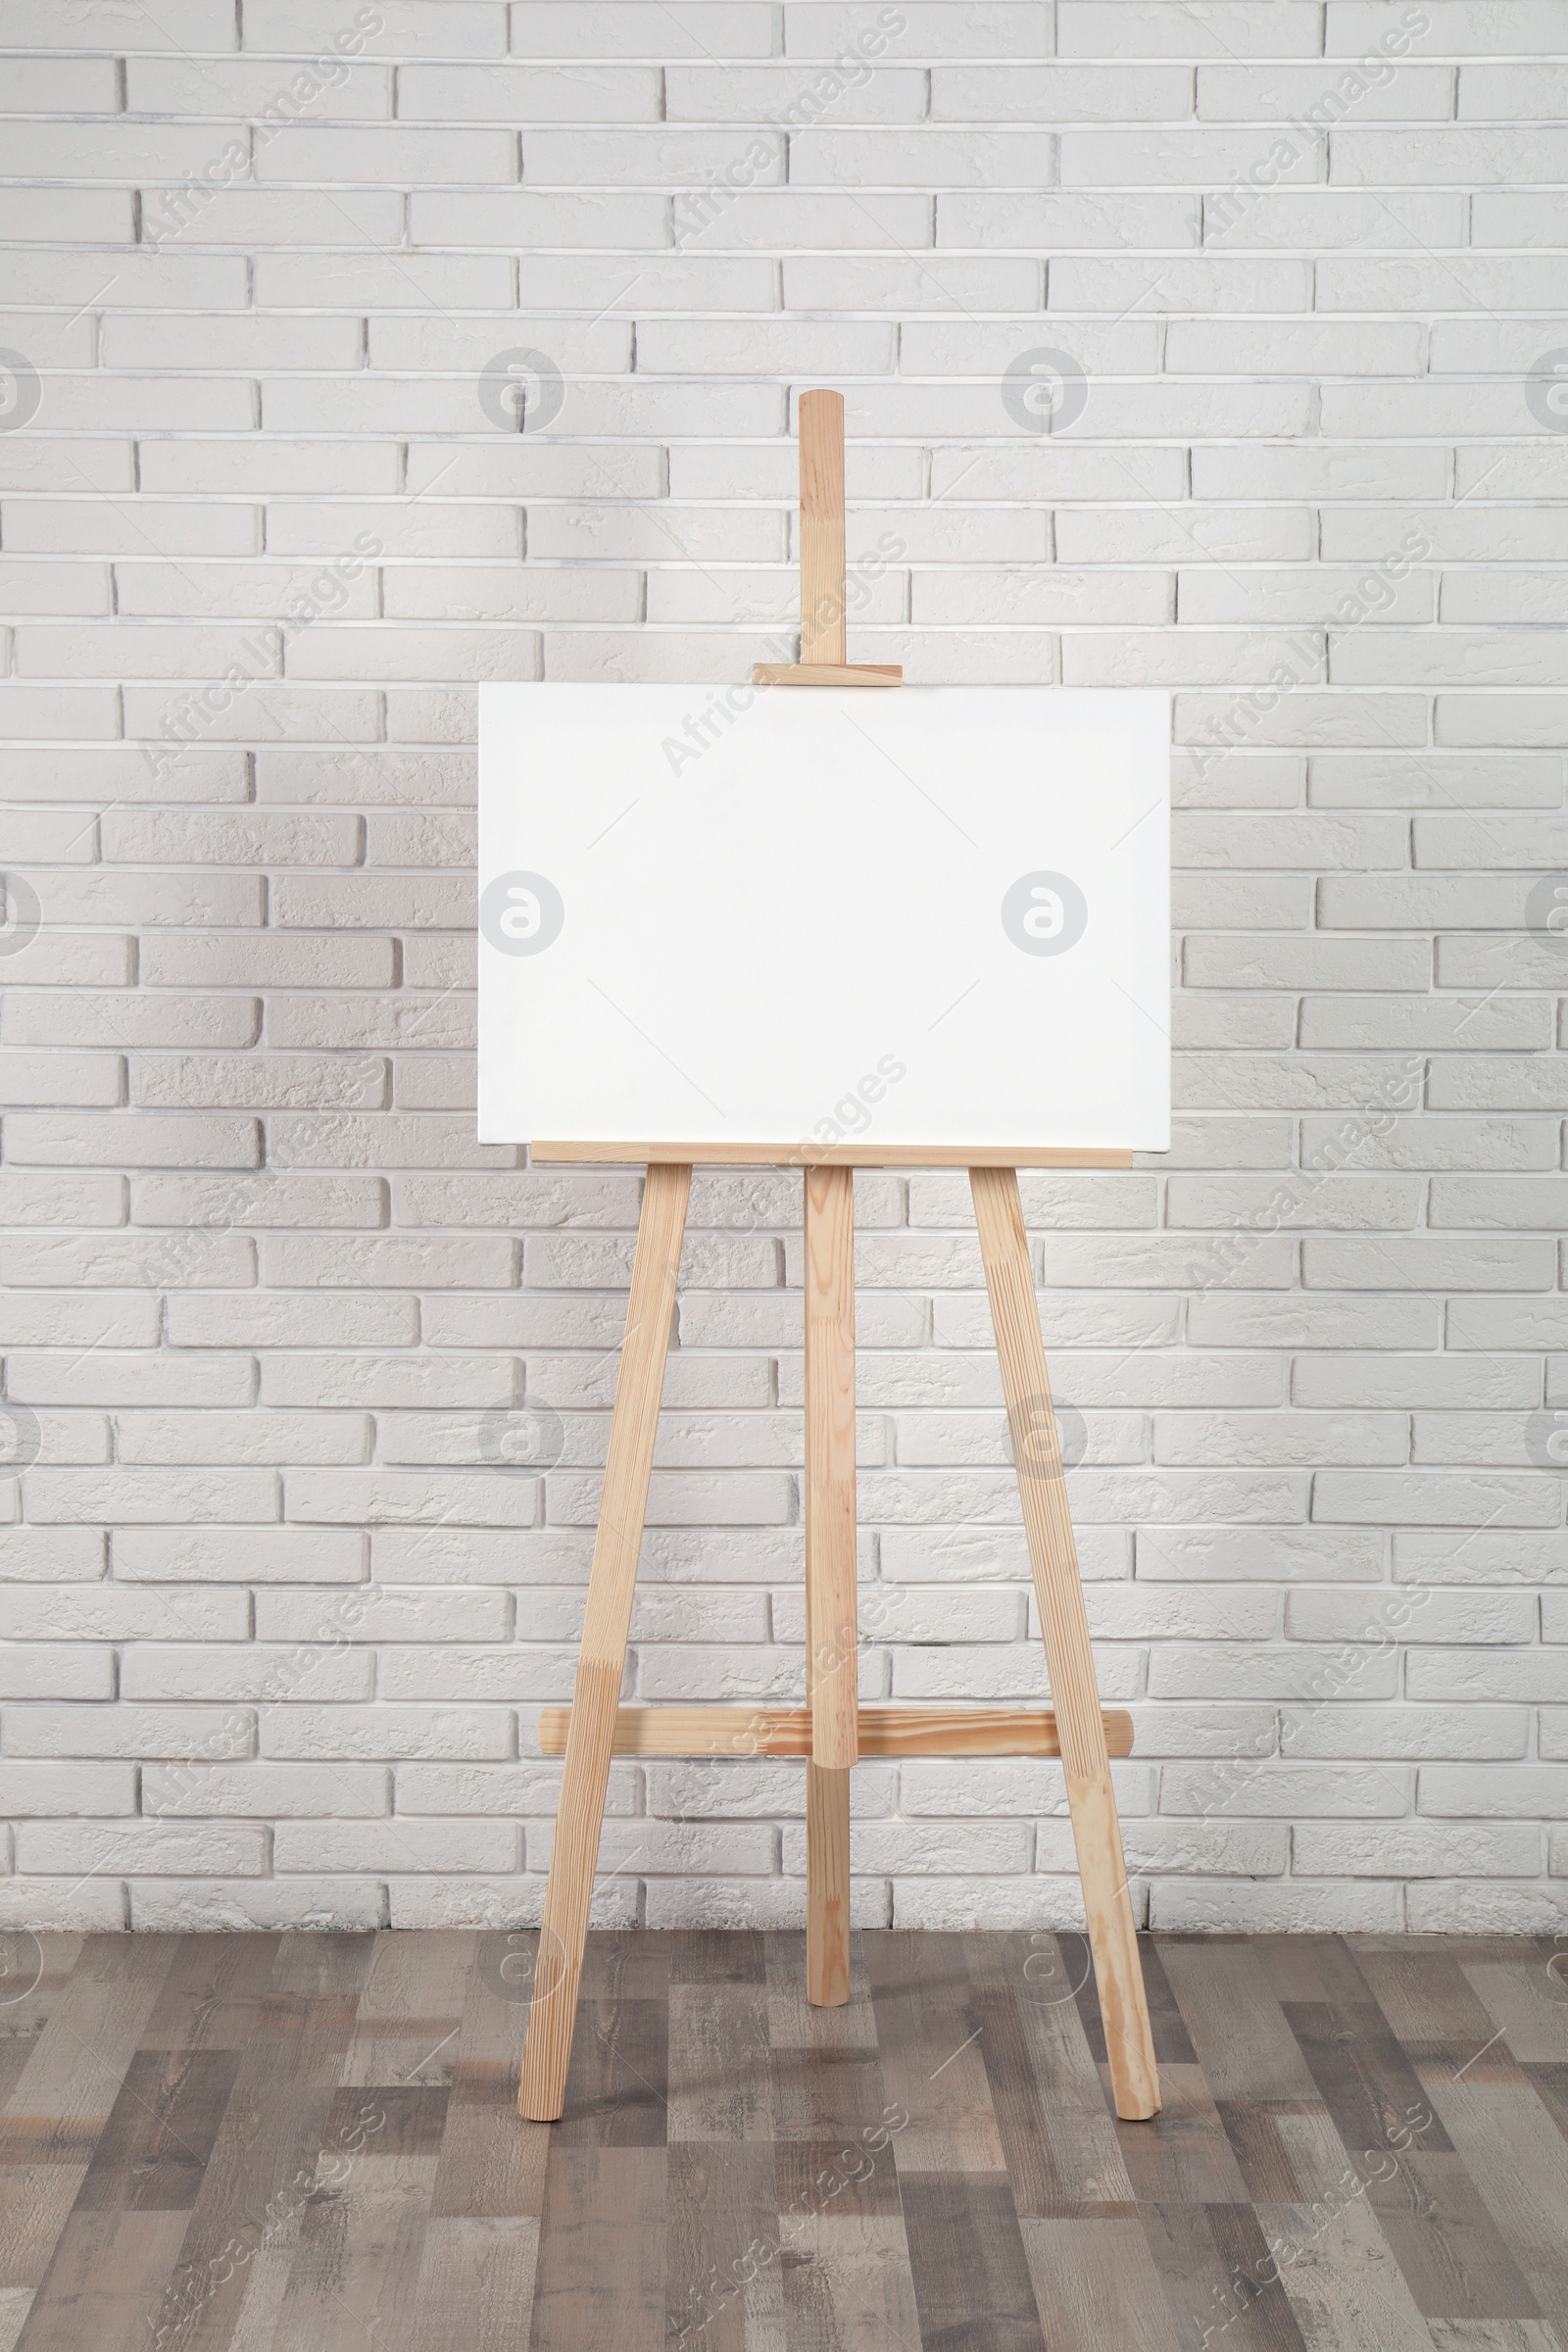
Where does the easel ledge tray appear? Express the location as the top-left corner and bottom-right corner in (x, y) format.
(528, 1141), (1137, 1167)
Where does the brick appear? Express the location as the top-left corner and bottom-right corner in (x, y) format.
(0, 1646), (114, 1699)
(3, 1114), (260, 1169)
(1313, 1473), (1561, 1530)
(0, 53), (120, 105)
(0, 0), (234, 42)
(3, 1705), (254, 1761)
(260, 1706), (514, 1760)
(1135, 1528), (1384, 1585)
(0, 1053), (121, 1109)
(0, 1172), (124, 1227)
(1302, 1237), (1555, 1291)
(7, 1353), (255, 1408)
(1053, 257), (1312, 309)
(1420, 1765), (1568, 1818)
(782, 256), (1039, 310)
(275, 1818), (516, 1872)
(246, 0), (507, 56)
(1189, 1296), (1440, 1349)
(25, 1469), (279, 1525)
(121, 1646), (372, 1703)
(1300, 997), (1548, 1052)
(1286, 1590), (1534, 1645)
(1160, 1761), (1409, 1817)
(129, 1881), (384, 1932)
(1061, 3), (1321, 53)
(0, 1762), (135, 1815)
(0, 1881), (125, 1930)
(125, 53), (391, 113)
(144, 1763), (388, 1817)
(1293, 1355), (1541, 1412)
(0, 1294), (160, 1349)
(113, 1529), (364, 1584)
(1297, 1823), (1543, 1878)
(16, 1820), (267, 1876)
(6, 994), (261, 1051)
(1408, 1652), (1568, 1703)
(117, 1410), (369, 1468)
(1155, 1412), (1406, 1468)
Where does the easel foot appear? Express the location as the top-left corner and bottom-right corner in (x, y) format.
(806, 1763), (851, 2005)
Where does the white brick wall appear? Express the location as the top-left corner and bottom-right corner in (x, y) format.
(0, 0), (1564, 1940)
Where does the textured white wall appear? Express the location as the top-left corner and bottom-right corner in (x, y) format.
(0, 0), (1564, 1939)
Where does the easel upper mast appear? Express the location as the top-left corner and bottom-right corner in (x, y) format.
(752, 387), (902, 689)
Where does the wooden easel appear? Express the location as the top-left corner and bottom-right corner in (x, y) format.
(517, 392), (1161, 2125)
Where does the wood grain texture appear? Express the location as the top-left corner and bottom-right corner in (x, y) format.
(518, 1160), (691, 2124)
(969, 1161), (1160, 2124)
(529, 1142), (1133, 1167)
(804, 1162), (858, 1774)
(798, 387), (847, 666)
(802, 1157), (855, 2007)
(749, 662), (903, 686)
(806, 1765), (852, 2011)
(528, 2146), (666, 2352)
(536, 1702), (1135, 1757)
(4, 1929), (1563, 2352)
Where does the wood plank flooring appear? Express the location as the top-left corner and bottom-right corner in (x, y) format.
(0, 1929), (1564, 2349)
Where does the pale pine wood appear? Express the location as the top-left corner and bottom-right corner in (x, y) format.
(516, 384), (1164, 2123)
(804, 1162), (857, 2008)
(516, 1160), (690, 2123)
(798, 388), (848, 666)
(807, 1764), (852, 2007)
(537, 1703), (1136, 1758)
(968, 1163), (1162, 2123)
(750, 662), (903, 687)
(804, 1165), (858, 1773)
(530, 1143), (1133, 1169)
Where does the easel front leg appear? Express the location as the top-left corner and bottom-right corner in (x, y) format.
(804, 1163), (857, 2005)
(969, 1165), (1160, 2121)
(518, 1161), (691, 2121)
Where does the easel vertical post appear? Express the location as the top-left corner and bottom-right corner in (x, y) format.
(804, 1162), (857, 2004)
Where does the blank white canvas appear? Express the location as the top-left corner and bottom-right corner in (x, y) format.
(478, 683), (1170, 1152)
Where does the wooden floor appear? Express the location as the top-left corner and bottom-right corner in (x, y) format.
(0, 1930), (1565, 2350)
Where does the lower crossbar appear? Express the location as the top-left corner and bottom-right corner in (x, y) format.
(537, 1703), (1134, 1759)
